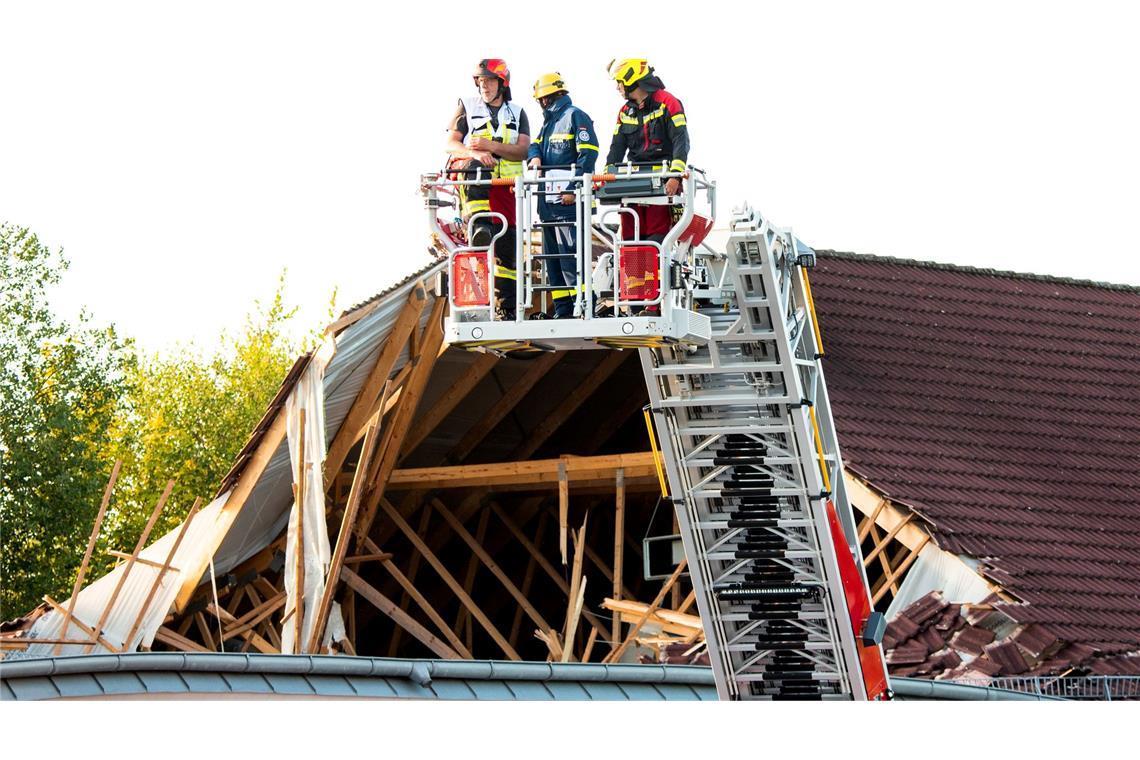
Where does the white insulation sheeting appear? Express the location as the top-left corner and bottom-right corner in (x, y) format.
(279, 339), (344, 653)
(15, 490), (232, 657)
(886, 543), (994, 618)
(12, 263), (443, 658)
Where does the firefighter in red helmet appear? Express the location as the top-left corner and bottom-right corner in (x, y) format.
(445, 59), (532, 320)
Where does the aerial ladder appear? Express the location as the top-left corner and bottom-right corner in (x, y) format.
(422, 165), (891, 700)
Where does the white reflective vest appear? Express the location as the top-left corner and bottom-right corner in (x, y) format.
(463, 96), (524, 178)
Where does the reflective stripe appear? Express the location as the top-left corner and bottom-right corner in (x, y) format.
(577, 143), (599, 151)
(613, 124), (621, 135)
(549, 133), (575, 140)
(671, 114), (687, 127)
(643, 106), (667, 122)
(550, 288), (576, 300)
(619, 113), (639, 125)
(466, 199), (491, 213)
(463, 96), (524, 179)
(669, 159), (687, 172)
(533, 135), (544, 144)
(494, 265), (517, 281)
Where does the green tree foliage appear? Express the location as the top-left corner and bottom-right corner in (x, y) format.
(98, 276), (315, 562)
(0, 224), (135, 618)
(2, 221), (332, 618)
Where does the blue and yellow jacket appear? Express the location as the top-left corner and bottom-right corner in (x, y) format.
(527, 94), (598, 219)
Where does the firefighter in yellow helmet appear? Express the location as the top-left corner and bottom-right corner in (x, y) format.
(526, 72), (599, 318)
(445, 59), (532, 320)
(604, 58), (690, 315)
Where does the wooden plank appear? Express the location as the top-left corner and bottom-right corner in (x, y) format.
(292, 408), (307, 653)
(323, 283), (428, 484)
(175, 411), (288, 612)
(558, 459), (569, 565)
(41, 596), (118, 652)
(399, 352), (499, 462)
(194, 612), (217, 651)
(857, 496), (888, 543)
(363, 538), (473, 659)
(581, 627), (599, 663)
(510, 351), (630, 461)
(449, 351), (563, 463)
(56, 460), (121, 654)
(105, 551), (177, 572)
(435, 499), (553, 640)
(388, 451), (657, 490)
(307, 416), (381, 652)
(868, 523), (900, 597)
(387, 500), (433, 657)
(378, 496), (520, 660)
(85, 480), (174, 652)
(677, 589), (697, 615)
(872, 536), (931, 605)
(603, 598), (702, 637)
(121, 496), (203, 652)
(613, 468), (625, 645)
(864, 512), (915, 565)
(343, 553), (393, 564)
(491, 502), (610, 646)
(224, 593), (287, 640)
(352, 297), (448, 547)
(154, 626), (210, 653)
(340, 567), (459, 660)
(604, 559), (688, 664)
(562, 515), (588, 661)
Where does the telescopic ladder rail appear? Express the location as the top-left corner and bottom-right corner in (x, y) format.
(640, 204), (889, 700)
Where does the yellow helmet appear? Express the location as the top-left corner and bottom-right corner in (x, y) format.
(607, 58), (650, 87)
(533, 71), (568, 100)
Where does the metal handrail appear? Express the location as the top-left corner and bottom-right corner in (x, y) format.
(944, 675), (1140, 701)
(423, 165), (715, 324)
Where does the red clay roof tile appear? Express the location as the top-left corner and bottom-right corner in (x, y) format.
(813, 253), (1140, 671)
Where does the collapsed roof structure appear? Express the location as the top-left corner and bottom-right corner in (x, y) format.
(4, 249), (1138, 699)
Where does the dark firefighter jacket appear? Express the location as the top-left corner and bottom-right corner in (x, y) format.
(527, 94), (599, 219)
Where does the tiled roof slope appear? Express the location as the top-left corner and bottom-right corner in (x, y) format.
(810, 252), (1140, 658)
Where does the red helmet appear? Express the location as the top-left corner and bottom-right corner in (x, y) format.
(474, 58), (511, 88)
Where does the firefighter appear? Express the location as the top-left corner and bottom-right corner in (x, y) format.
(604, 59), (690, 315)
(445, 59), (532, 320)
(526, 72), (599, 319)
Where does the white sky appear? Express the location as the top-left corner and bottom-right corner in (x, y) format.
(2, 1), (1137, 352)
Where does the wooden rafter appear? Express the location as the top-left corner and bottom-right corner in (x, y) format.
(604, 559), (688, 664)
(323, 283), (429, 485)
(399, 352), (499, 462)
(360, 537), (473, 659)
(377, 496), (520, 660)
(55, 460), (121, 655)
(352, 297), (447, 547)
(86, 481), (173, 652)
(307, 416), (381, 652)
(510, 351), (630, 461)
(448, 351), (563, 463)
(434, 498), (555, 641)
(387, 451), (657, 490)
(489, 501), (611, 646)
(339, 567), (459, 660)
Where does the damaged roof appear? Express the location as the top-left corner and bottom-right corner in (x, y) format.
(810, 252), (1140, 658)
